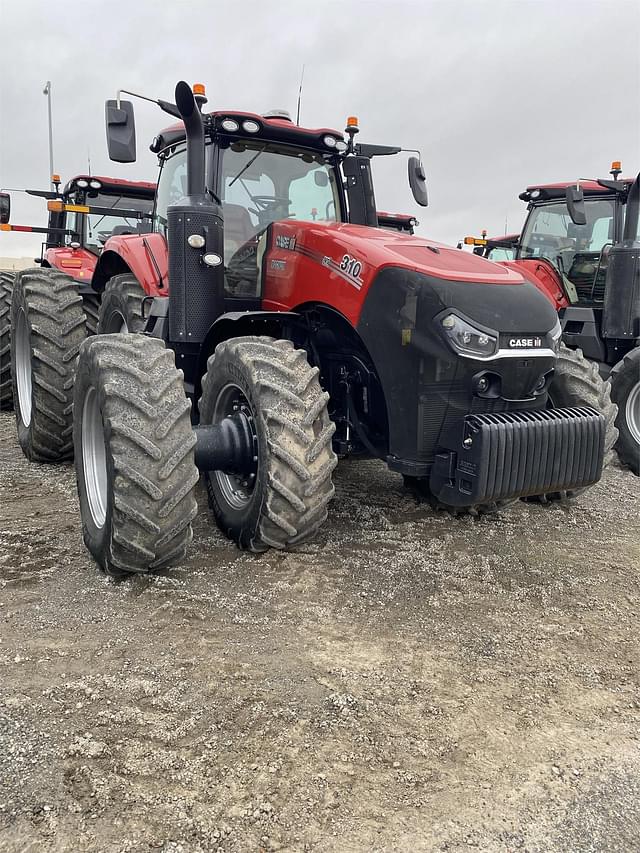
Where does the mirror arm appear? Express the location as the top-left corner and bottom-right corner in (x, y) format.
(117, 89), (181, 119)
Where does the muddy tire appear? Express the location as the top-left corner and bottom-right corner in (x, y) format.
(524, 343), (618, 503)
(97, 274), (146, 335)
(0, 270), (14, 409)
(200, 336), (337, 551)
(402, 476), (516, 516)
(81, 290), (101, 336)
(10, 268), (87, 462)
(609, 346), (640, 475)
(73, 334), (199, 577)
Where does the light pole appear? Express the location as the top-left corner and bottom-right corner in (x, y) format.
(42, 81), (55, 190)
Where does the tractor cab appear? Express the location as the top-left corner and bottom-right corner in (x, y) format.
(516, 165), (638, 305)
(150, 113), (350, 299)
(31, 174), (156, 257)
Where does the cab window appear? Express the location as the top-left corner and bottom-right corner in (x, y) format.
(219, 141), (341, 297)
(154, 147), (188, 236)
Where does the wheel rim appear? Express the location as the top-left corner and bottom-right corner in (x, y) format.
(106, 310), (128, 334)
(15, 308), (33, 427)
(626, 379), (640, 446)
(213, 383), (258, 510)
(82, 386), (108, 528)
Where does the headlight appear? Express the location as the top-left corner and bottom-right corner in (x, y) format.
(76, 179), (89, 188)
(221, 118), (240, 132)
(242, 120), (260, 134)
(323, 135), (337, 148)
(89, 180), (102, 190)
(439, 313), (499, 359)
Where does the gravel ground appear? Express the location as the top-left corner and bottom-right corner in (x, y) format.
(0, 409), (639, 853)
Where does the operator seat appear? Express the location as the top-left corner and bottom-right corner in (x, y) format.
(223, 203), (255, 256)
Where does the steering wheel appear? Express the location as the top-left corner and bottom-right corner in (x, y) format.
(247, 195), (291, 225)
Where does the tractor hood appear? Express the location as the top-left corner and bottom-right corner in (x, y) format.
(263, 220), (541, 330)
(287, 221), (526, 284)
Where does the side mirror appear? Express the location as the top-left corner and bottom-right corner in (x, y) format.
(105, 99), (136, 163)
(566, 185), (586, 226)
(408, 157), (428, 208)
(0, 192), (10, 224)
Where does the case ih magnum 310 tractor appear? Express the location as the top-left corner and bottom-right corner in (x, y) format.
(474, 164), (639, 474)
(0, 175), (155, 410)
(9, 81), (616, 576)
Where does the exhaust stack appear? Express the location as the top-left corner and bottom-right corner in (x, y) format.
(168, 81), (225, 344)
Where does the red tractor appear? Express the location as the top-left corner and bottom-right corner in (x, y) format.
(10, 81), (616, 576)
(476, 164), (639, 474)
(0, 175), (155, 410)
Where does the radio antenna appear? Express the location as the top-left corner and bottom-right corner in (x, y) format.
(296, 64), (305, 125)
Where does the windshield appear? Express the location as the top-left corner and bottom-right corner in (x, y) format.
(519, 198), (615, 265)
(220, 141), (341, 264)
(83, 192), (153, 252)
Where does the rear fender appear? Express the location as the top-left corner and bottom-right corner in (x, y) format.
(91, 232), (168, 295)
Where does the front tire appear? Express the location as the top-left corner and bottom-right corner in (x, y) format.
(199, 337), (337, 551)
(0, 270), (14, 410)
(97, 273), (146, 335)
(524, 343), (618, 503)
(10, 268), (87, 462)
(402, 476), (516, 516)
(609, 346), (640, 475)
(73, 334), (199, 577)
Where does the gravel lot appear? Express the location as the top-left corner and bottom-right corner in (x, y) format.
(0, 409), (639, 852)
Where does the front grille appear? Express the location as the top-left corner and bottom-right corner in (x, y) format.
(418, 382), (541, 460)
(429, 405), (605, 506)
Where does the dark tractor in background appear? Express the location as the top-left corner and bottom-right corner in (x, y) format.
(9, 81), (615, 577)
(480, 163), (639, 474)
(0, 176), (155, 414)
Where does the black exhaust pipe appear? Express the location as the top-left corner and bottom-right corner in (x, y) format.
(174, 81), (206, 198)
(623, 172), (640, 243)
(168, 81), (225, 344)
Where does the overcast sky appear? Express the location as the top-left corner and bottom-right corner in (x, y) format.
(1, 0), (638, 257)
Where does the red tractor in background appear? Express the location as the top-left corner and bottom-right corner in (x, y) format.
(0, 175), (155, 409)
(9, 81), (615, 577)
(469, 164), (639, 474)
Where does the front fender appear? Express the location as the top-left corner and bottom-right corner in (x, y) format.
(92, 233), (168, 295)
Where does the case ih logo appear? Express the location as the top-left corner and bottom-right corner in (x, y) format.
(508, 337), (543, 348)
(275, 234), (296, 251)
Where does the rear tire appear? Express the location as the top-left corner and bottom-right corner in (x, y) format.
(0, 270), (14, 410)
(609, 346), (640, 475)
(97, 274), (146, 335)
(73, 334), (199, 577)
(81, 290), (101, 336)
(199, 336), (337, 551)
(524, 343), (618, 503)
(10, 268), (87, 462)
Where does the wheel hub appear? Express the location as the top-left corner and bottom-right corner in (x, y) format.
(210, 384), (259, 510)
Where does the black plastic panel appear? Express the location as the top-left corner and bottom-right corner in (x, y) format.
(168, 201), (224, 343)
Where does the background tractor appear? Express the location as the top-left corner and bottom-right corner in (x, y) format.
(0, 175), (155, 410)
(10, 81), (616, 576)
(476, 164), (639, 474)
